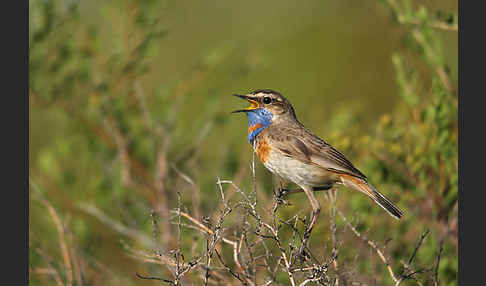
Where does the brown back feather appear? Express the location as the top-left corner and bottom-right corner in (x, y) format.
(265, 123), (367, 180)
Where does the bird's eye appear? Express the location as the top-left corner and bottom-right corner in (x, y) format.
(263, 97), (272, 104)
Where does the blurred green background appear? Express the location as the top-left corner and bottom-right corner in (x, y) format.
(29, 0), (458, 285)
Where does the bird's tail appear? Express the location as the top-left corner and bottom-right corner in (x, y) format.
(340, 174), (403, 220)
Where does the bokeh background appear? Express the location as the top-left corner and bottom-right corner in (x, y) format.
(29, 0), (458, 285)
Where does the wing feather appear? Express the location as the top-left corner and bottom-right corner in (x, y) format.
(302, 128), (367, 179)
(268, 125), (366, 180)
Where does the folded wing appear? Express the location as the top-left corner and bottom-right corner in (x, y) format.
(271, 125), (367, 180)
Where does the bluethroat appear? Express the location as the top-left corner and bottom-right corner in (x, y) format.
(233, 89), (403, 238)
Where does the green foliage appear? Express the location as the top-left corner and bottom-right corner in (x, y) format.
(356, 0), (457, 283)
(29, 0), (457, 285)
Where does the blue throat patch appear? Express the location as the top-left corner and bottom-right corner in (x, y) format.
(246, 108), (273, 142)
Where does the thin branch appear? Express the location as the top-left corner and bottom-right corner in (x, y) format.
(407, 229), (430, 267)
(327, 189), (341, 286)
(31, 181), (73, 286)
(33, 248), (64, 286)
(395, 229), (431, 286)
(338, 209), (399, 283)
(136, 273), (176, 285)
(215, 249), (250, 286)
(400, 18), (458, 32)
(78, 203), (156, 249)
(433, 240), (444, 286)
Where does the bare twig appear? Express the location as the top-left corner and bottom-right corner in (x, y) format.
(215, 249), (250, 286)
(65, 215), (84, 286)
(327, 188), (341, 285)
(433, 240), (444, 286)
(136, 272), (176, 285)
(338, 209), (399, 283)
(259, 221), (297, 286)
(400, 18), (458, 32)
(395, 229), (431, 286)
(78, 203), (156, 249)
(31, 181), (73, 286)
(33, 248), (65, 286)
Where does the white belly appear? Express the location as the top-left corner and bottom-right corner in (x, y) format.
(256, 146), (334, 187)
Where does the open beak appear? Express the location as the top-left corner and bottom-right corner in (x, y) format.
(231, 94), (260, 113)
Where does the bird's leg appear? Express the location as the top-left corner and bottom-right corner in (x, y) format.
(280, 185), (332, 196)
(273, 175), (287, 194)
(299, 185), (321, 255)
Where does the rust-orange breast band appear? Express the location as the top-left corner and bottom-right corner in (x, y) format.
(256, 137), (271, 163)
(248, 123), (264, 134)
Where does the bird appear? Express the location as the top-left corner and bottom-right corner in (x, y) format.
(232, 89), (403, 240)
